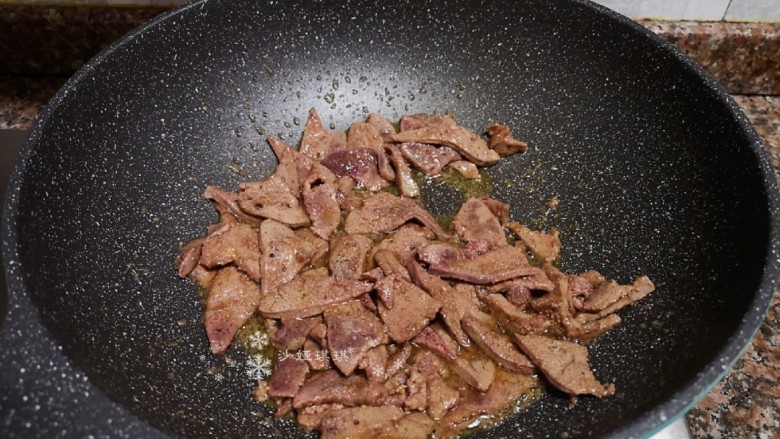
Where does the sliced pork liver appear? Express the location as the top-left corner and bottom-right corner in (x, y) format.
(508, 222), (561, 263)
(302, 163), (341, 239)
(176, 238), (203, 278)
(329, 233), (373, 279)
(484, 293), (552, 335)
(390, 114), (500, 165)
(385, 143), (420, 198)
(321, 148), (390, 191)
(324, 301), (388, 375)
(486, 123), (528, 157)
(259, 219), (316, 293)
(419, 243), (544, 284)
(451, 197), (507, 248)
(292, 370), (387, 409)
(267, 355), (310, 398)
(298, 108), (346, 162)
(344, 191), (446, 238)
(319, 407), (433, 439)
(200, 222), (262, 282)
(257, 269), (373, 318)
(237, 175), (310, 227)
(399, 142), (461, 175)
(369, 223), (433, 266)
(367, 113), (396, 142)
(376, 274), (441, 343)
(203, 185), (263, 226)
(268, 315), (320, 351)
(461, 316), (534, 373)
(204, 266), (261, 354)
(450, 357), (495, 392)
(512, 334), (615, 397)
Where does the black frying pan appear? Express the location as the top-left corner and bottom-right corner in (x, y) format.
(3, 0), (779, 437)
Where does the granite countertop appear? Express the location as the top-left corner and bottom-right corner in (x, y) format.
(0, 6), (778, 439)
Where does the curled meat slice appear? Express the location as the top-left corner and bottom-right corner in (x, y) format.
(390, 114), (500, 165)
(321, 148), (389, 191)
(320, 407), (433, 439)
(203, 185), (263, 226)
(400, 142), (461, 175)
(257, 269), (374, 318)
(200, 222), (262, 282)
(267, 315), (320, 351)
(329, 233), (373, 279)
(299, 107), (346, 162)
(508, 222), (561, 263)
(293, 370), (387, 409)
(324, 301), (388, 376)
(461, 316), (534, 373)
(451, 357), (495, 392)
(413, 326), (458, 362)
(344, 191), (446, 238)
(486, 123), (528, 157)
(448, 160), (481, 180)
(267, 355), (310, 398)
(369, 224), (434, 266)
(176, 238), (203, 278)
(204, 266), (261, 354)
(385, 144), (420, 198)
(451, 197), (507, 248)
(512, 334), (615, 397)
(419, 243), (544, 285)
(260, 219), (316, 293)
(484, 293), (552, 335)
(367, 113), (396, 142)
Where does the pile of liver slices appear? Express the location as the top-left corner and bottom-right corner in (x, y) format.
(176, 109), (655, 439)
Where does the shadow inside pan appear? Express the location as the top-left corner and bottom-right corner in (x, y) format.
(5, 0), (778, 438)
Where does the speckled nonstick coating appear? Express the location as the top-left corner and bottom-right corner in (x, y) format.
(3, 0), (779, 438)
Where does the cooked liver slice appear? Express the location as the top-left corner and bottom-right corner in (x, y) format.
(426, 375), (460, 421)
(399, 142), (461, 175)
(296, 403), (344, 432)
(486, 123), (528, 157)
(461, 316), (534, 373)
(324, 301), (388, 375)
(484, 293), (552, 335)
(451, 357), (496, 392)
(176, 237), (203, 278)
(203, 185), (263, 226)
(419, 243), (545, 285)
(367, 113), (396, 142)
(344, 191), (446, 238)
(320, 407), (433, 439)
(267, 355), (310, 398)
(408, 261), (473, 347)
(292, 370), (387, 409)
(376, 274), (441, 343)
(390, 114), (500, 165)
(329, 233), (373, 279)
(413, 326), (458, 362)
(512, 334), (615, 397)
(299, 108), (346, 162)
(451, 197), (507, 248)
(204, 266), (261, 354)
(257, 269), (373, 318)
(268, 315), (320, 351)
(369, 223), (434, 266)
(507, 222), (561, 263)
(322, 147), (390, 191)
(359, 345), (389, 381)
(303, 338), (330, 371)
(259, 219), (316, 293)
(373, 249), (411, 283)
(385, 143), (420, 198)
(200, 222), (262, 282)
(448, 160), (481, 180)
(237, 175), (310, 227)
(302, 163), (341, 239)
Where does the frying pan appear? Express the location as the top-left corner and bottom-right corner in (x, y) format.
(3, 0), (779, 437)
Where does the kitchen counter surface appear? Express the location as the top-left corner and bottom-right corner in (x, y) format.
(0, 5), (778, 439)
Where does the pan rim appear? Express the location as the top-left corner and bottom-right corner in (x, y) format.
(3, 0), (779, 438)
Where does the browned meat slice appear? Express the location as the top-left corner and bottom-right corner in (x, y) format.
(199, 222), (262, 282)
(237, 176), (310, 227)
(476, 197), (510, 224)
(376, 274), (441, 343)
(373, 249), (411, 284)
(267, 355), (310, 398)
(419, 243), (544, 284)
(176, 238), (204, 278)
(399, 142), (461, 175)
(320, 407), (434, 439)
(461, 316), (534, 373)
(385, 144), (420, 198)
(399, 114), (436, 132)
(324, 301), (388, 375)
(579, 279), (629, 312)
(405, 366), (428, 411)
(486, 123), (528, 157)
(408, 261), (482, 347)
(344, 191), (446, 238)
(580, 276), (655, 320)
(448, 160), (481, 180)
(367, 113), (396, 142)
(203, 185), (264, 226)
(259, 219), (316, 293)
(576, 313), (623, 342)
(309, 320), (328, 346)
(359, 345), (388, 381)
(508, 222), (561, 263)
(427, 375), (459, 421)
(329, 233), (373, 279)
(292, 369), (387, 409)
(369, 223), (434, 266)
(386, 343), (412, 378)
(294, 228), (329, 266)
(487, 272), (556, 295)
(257, 269), (373, 318)
(347, 121), (383, 150)
(451, 357), (496, 392)
(413, 326), (458, 361)
(252, 381), (269, 402)
(451, 197), (507, 247)
(299, 108), (346, 162)
(512, 334), (615, 397)
(302, 163), (341, 239)
(321, 148), (390, 191)
(296, 403), (344, 432)
(391, 114), (500, 165)
(437, 370), (536, 438)
(359, 267), (384, 282)
(204, 266), (261, 354)
(268, 315), (320, 351)
(190, 265), (217, 288)
(267, 136), (316, 187)
(303, 338), (330, 370)
(484, 293), (552, 335)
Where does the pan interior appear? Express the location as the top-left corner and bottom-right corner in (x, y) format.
(7, 0), (775, 437)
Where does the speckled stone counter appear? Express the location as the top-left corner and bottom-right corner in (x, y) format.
(1, 6), (779, 439)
